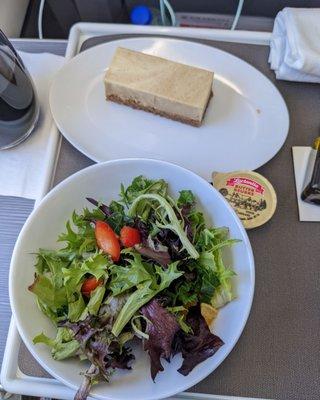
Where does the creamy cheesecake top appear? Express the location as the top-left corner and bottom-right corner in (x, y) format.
(104, 47), (214, 109)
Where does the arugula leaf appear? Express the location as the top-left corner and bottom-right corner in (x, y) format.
(111, 262), (183, 337)
(111, 283), (154, 338)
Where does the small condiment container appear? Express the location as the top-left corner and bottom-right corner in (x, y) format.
(212, 170), (277, 229)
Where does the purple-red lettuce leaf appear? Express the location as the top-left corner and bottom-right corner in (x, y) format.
(141, 299), (180, 380)
(177, 307), (224, 376)
(156, 228), (184, 260)
(133, 218), (172, 267)
(60, 315), (134, 379)
(135, 245), (171, 267)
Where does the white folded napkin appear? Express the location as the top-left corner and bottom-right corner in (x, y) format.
(292, 146), (320, 221)
(0, 51), (64, 199)
(269, 8), (320, 83)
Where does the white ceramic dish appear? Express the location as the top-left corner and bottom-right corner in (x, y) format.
(50, 37), (289, 180)
(10, 159), (254, 400)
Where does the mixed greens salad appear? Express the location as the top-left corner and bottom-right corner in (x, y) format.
(28, 176), (238, 400)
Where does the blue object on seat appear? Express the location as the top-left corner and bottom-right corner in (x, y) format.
(130, 5), (152, 25)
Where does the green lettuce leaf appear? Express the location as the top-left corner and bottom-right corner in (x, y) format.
(109, 251), (152, 296)
(192, 227), (238, 307)
(68, 291), (86, 321)
(198, 267), (220, 304)
(33, 328), (80, 360)
(31, 250), (74, 321)
(173, 280), (198, 306)
(120, 176), (168, 220)
(111, 261), (183, 337)
(35, 248), (71, 276)
(58, 208), (104, 257)
(62, 252), (109, 293)
(177, 190), (195, 208)
(81, 286), (106, 319)
(107, 200), (130, 233)
(211, 251), (236, 308)
(61, 252), (109, 321)
(195, 227), (240, 252)
(33, 332), (55, 347)
(28, 275), (67, 312)
(37, 298), (59, 322)
(196, 250), (220, 303)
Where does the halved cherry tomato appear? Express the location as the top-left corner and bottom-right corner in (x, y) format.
(81, 276), (103, 297)
(95, 220), (120, 262)
(120, 226), (141, 248)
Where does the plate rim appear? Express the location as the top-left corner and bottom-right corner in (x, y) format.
(9, 158), (255, 400)
(49, 36), (289, 171)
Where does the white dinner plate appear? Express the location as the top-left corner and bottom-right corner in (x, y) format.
(50, 37), (289, 181)
(10, 159), (254, 400)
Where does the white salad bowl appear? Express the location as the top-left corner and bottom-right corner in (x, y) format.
(9, 159), (254, 400)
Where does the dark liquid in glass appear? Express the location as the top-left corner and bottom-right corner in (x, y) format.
(0, 36), (38, 149)
(301, 150), (320, 205)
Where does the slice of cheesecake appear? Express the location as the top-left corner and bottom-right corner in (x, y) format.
(104, 47), (213, 127)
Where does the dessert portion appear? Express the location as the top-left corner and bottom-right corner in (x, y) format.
(104, 47), (214, 127)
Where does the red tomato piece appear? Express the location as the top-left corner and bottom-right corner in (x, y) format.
(95, 220), (120, 262)
(120, 226), (141, 248)
(81, 276), (103, 297)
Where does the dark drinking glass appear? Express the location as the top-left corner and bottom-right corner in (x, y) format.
(0, 29), (39, 150)
(301, 137), (320, 205)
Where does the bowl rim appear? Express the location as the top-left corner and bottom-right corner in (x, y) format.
(9, 158), (255, 400)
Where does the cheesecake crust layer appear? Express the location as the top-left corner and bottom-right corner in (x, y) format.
(106, 92), (213, 127)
